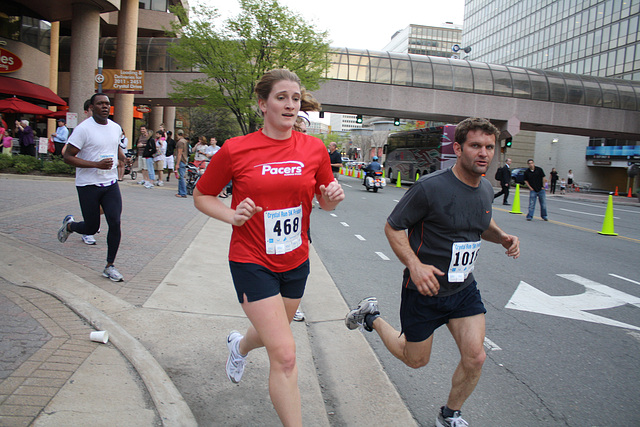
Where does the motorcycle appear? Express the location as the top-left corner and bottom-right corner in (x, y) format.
(363, 170), (386, 192)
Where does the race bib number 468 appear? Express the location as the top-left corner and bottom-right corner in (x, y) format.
(448, 240), (481, 283)
(264, 205), (303, 255)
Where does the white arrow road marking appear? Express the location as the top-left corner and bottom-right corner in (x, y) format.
(330, 213), (337, 217)
(609, 273), (640, 286)
(375, 252), (390, 260)
(355, 235), (366, 241)
(340, 222), (349, 227)
(505, 275), (640, 331)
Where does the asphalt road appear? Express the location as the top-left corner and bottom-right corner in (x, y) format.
(310, 176), (640, 426)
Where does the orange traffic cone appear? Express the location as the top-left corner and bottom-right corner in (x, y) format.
(614, 186), (619, 196)
(628, 188), (633, 198)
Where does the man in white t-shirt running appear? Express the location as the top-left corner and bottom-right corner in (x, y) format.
(57, 93), (129, 282)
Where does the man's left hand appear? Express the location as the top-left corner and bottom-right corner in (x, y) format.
(501, 234), (520, 259)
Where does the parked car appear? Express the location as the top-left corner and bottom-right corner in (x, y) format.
(341, 157), (350, 163)
(511, 167), (527, 185)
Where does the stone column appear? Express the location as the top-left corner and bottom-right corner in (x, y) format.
(114, 0), (139, 148)
(149, 106), (164, 133)
(69, 3), (100, 119)
(48, 21), (60, 138)
(163, 106), (176, 135)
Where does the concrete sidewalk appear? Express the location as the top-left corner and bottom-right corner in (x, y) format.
(0, 174), (416, 426)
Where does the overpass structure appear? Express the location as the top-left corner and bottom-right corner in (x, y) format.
(59, 39), (640, 140)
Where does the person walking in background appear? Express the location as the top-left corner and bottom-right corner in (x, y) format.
(549, 167), (559, 194)
(493, 157), (512, 205)
(117, 129), (128, 181)
(141, 130), (157, 189)
(15, 120), (35, 156)
(328, 141), (342, 181)
(567, 169), (575, 191)
(193, 69), (344, 426)
(57, 93), (129, 282)
(52, 118), (69, 156)
(345, 117), (519, 427)
(524, 158), (548, 221)
(153, 130), (166, 187)
(165, 130), (175, 182)
(136, 125), (153, 187)
(193, 136), (209, 171)
(174, 130), (189, 198)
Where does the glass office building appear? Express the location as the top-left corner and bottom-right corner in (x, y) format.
(462, 0), (640, 190)
(463, 0), (640, 80)
(383, 24), (462, 58)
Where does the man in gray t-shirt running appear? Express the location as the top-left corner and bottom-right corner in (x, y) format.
(345, 117), (520, 427)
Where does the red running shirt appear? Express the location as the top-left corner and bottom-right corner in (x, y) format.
(196, 129), (334, 272)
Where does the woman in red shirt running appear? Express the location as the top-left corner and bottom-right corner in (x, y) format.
(193, 69), (344, 426)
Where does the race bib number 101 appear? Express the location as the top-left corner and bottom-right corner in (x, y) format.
(264, 205), (303, 255)
(448, 240), (481, 283)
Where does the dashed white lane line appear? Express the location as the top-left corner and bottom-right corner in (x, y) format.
(355, 235), (366, 241)
(340, 222), (349, 227)
(483, 337), (502, 351)
(330, 213), (337, 217)
(610, 273), (640, 286)
(560, 208), (619, 219)
(375, 252), (390, 260)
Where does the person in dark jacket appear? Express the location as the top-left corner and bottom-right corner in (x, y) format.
(523, 158), (548, 221)
(493, 158), (512, 205)
(15, 120), (35, 156)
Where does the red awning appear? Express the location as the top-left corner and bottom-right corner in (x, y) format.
(0, 76), (67, 106)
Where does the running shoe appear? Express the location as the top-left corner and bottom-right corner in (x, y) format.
(156, 181), (164, 187)
(144, 183), (154, 189)
(137, 180), (146, 185)
(57, 215), (74, 243)
(82, 234), (96, 245)
(293, 309), (305, 322)
(436, 407), (469, 427)
(226, 330), (246, 383)
(345, 297), (379, 331)
(102, 265), (124, 282)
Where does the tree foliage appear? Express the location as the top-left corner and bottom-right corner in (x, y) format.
(177, 106), (242, 144)
(168, 0), (330, 135)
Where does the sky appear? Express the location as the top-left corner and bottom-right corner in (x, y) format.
(193, 0), (466, 122)
(196, 0), (465, 51)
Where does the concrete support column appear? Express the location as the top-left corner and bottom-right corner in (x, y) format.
(48, 21), (60, 138)
(163, 107), (176, 135)
(149, 106), (164, 133)
(69, 3), (100, 118)
(114, 0), (139, 148)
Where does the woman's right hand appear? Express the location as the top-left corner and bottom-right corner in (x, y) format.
(233, 197), (262, 226)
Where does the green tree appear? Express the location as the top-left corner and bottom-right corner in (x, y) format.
(168, 0), (330, 135)
(177, 106), (242, 144)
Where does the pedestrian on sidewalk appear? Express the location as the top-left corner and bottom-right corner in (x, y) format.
(193, 69), (344, 426)
(493, 157), (511, 205)
(524, 159), (548, 221)
(345, 117), (520, 427)
(174, 130), (189, 198)
(57, 93), (129, 282)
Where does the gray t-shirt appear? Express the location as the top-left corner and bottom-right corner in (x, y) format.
(387, 168), (494, 297)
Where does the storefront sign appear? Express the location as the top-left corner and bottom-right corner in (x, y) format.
(137, 105), (151, 113)
(95, 69), (144, 93)
(0, 48), (22, 73)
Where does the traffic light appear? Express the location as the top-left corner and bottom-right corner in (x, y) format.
(505, 137), (513, 148)
(356, 114), (363, 124)
(394, 118), (400, 126)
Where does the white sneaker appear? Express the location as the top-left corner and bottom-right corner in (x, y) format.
(293, 309), (305, 322)
(226, 331), (246, 383)
(157, 181), (164, 187)
(82, 234), (96, 245)
(345, 297), (379, 331)
(144, 183), (154, 189)
(436, 407), (469, 427)
(137, 180), (146, 185)
(102, 265), (123, 282)
(57, 215), (74, 243)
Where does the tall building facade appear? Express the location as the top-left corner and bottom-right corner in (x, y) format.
(383, 23), (462, 58)
(462, 0), (640, 191)
(329, 114), (363, 132)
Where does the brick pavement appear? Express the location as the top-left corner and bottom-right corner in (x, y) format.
(0, 174), (208, 424)
(0, 280), (99, 426)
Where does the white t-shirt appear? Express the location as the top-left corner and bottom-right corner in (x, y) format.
(68, 117), (121, 186)
(153, 139), (167, 161)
